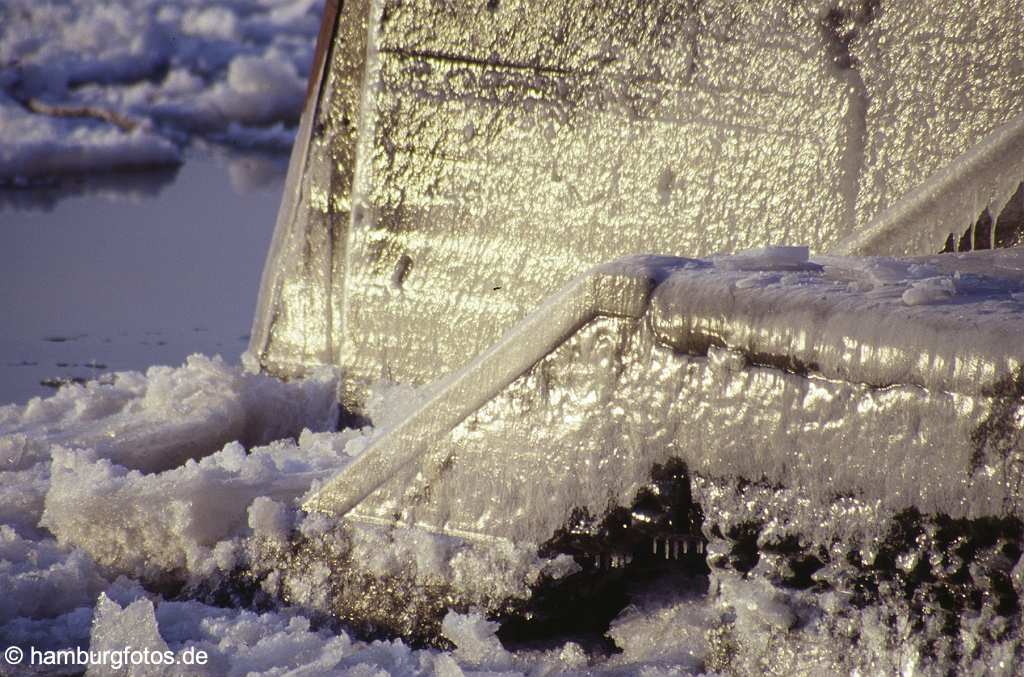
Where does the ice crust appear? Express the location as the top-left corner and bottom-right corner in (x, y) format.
(0, 0), (321, 180)
(311, 248), (1024, 542)
(0, 355), (339, 592)
(252, 0), (1024, 401)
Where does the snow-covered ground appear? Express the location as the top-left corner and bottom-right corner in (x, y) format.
(0, 0), (321, 182)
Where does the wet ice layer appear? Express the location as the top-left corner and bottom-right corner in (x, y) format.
(5, 256), (1024, 673)
(310, 249), (1024, 544)
(252, 0), (1024, 401)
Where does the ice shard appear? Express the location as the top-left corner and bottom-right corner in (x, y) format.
(251, 0), (1024, 407)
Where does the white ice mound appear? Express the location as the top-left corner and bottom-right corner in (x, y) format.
(41, 428), (367, 578)
(0, 0), (321, 180)
(606, 591), (710, 670)
(0, 354), (338, 549)
(84, 594), (608, 676)
(440, 611), (514, 670)
(1, 354), (339, 474)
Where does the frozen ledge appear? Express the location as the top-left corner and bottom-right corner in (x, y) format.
(303, 255), (685, 517)
(652, 253), (1024, 396)
(306, 249), (1024, 519)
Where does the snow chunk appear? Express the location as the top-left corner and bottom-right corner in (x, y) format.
(713, 246), (815, 272)
(88, 596), (172, 677)
(440, 611), (513, 670)
(902, 276), (957, 306)
(41, 427), (368, 579)
(182, 7), (241, 41)
(248, 496), (293, 543)
(84, 595), (438, 677)
(608, 594), (710, 670)
(718, 577), (797, 634)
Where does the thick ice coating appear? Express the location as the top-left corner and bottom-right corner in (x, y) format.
(4, 252), (1024, 673)
(308, 249), (1024, 542)
(251, 0), (1024, 407)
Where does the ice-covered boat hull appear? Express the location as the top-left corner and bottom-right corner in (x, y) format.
(251, 0), (1024, 409)
(244, 0), (1024, 667)
(296, 249), (1024, 666)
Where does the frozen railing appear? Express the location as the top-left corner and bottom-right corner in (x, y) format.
(303, 256), (683, 517)
(306, 250), (1024, 527)
(834, 111), (1024, 257)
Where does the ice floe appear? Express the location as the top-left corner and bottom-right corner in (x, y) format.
(0, 0), (322, 181)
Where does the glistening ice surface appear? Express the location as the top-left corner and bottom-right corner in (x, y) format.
(5, 1), (1024, 674)
(312, 249), (1024, 540)
(252, 0), (1024, 402)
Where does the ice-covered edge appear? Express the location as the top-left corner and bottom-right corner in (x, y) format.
(833, 110), (1024, 257)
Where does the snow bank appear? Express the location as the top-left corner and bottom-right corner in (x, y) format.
(0, 0), (322, 180)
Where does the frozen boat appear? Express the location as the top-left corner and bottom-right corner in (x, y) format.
(241, 0), (1024, 669)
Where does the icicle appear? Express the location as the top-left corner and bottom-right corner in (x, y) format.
(833, 111), (1024, 257)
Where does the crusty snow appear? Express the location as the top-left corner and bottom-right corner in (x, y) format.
(0, 0), (321, 181)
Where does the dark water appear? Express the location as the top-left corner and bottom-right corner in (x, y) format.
(0, 150), (286, 405)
